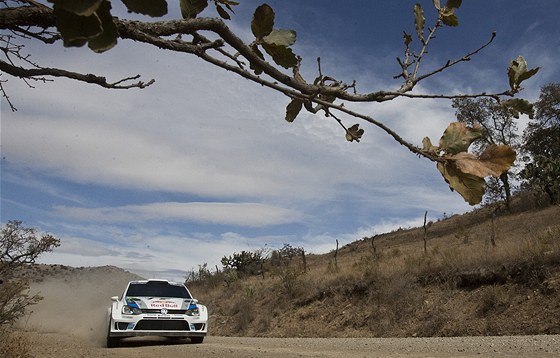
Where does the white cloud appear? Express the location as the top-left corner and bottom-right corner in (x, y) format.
(2, 40), (455, 211)
(53, 201), (303, 227)
(38, 226), (299, 282)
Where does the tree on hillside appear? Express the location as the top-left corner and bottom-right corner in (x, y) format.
(0, 220), (60, 326)
(452, 98), (521, 208)
(521, 83), (560, 205)
(1, 0), (539, 205)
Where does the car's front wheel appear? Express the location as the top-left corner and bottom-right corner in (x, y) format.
(106, 324), (120, 348)
(190, 336), (204, 344)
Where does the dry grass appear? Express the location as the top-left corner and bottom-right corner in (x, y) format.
(190, 204), (560, 338)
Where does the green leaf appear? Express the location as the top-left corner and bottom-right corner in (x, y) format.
(49, 0), (103, 16)
(285, 98), (303, 122)
(346, 124), (364, 142)
(440, 4), (459, 27)
(88, 0), (118, 53)
(437, 161), (485, 205)
(501, 98), (534, 119)
(414, 3), (425, 41)
(263, 29), (296, 47)
(438, 122), (483, 155)
(445, 0), (462, 9)
(180, 0), (208, 19)
(441, 12), (458, 26)
(121, 0), (168, 17)
(508, 55), (540, 92)
(54, 5), (102, 47)
(215, 4), (230, 19)
(216, 0), (239, 11)
(251, 4), (274, 39)
(262, 43), (298, 69)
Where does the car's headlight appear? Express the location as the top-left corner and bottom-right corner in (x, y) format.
(186, 305), (199, 316)
(122, 305), (142, 315)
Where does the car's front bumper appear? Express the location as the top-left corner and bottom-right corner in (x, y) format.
(108, 313), (207, 338)
(109, 330), (205, 338)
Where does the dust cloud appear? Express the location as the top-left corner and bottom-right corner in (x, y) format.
(19, 266), (142, 346)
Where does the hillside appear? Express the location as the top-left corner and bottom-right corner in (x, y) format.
(189, 200), (560, 338)
(14, 200), (560, 340)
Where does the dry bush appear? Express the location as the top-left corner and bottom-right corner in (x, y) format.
(230, 299), (255, 333)
(253, 314), (271, 335)
(0, 279), (42, 326)
(476, 285), (510, 317)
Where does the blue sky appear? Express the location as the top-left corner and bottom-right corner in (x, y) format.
(2, 0), (559, 281)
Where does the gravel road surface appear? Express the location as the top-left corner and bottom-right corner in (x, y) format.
(21, 331), (560, 358)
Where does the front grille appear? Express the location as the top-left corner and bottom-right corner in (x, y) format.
(141, 309), (187, 314)
(134, 319), (190, 331)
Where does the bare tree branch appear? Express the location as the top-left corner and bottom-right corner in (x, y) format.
(0, 59), (155, 89)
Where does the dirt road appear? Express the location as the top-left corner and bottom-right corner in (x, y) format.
(20, 331), (560, 358)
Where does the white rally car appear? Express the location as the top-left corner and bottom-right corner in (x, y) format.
(106, 279), (208, 347)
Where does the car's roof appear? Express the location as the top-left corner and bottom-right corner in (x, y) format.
(128, 279), (184, 286)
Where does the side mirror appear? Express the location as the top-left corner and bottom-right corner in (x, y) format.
(191, 298), (199, 304)
(111, 296), (119, 302)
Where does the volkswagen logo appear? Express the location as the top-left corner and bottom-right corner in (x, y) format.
(160, 308), (168, 315)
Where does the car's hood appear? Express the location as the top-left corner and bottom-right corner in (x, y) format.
(125, 296), (193, 310)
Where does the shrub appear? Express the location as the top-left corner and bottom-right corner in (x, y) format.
(1, 220), (60, 328)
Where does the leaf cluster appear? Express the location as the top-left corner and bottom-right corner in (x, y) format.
(249, 3), (298, 74)
(423, 122), (516, 205)
(451, 97), (523, 207)
(48, 0), (239, 52)
(47, 0), (166, 52)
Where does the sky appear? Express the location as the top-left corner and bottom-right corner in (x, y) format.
(1, 0), (559, 282)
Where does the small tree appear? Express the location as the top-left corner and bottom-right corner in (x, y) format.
(0, 220), (60, 326)
(521, 83), (560, 204)
(221, 249), (265, 277)
(269, 243), (304, 267)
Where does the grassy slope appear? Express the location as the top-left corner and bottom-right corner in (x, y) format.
(191, 200), (560, 338)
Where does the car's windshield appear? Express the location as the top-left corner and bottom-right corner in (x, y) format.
(125, 281), (191, 299)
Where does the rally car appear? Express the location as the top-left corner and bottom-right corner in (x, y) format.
(106, 279), (208, 347)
